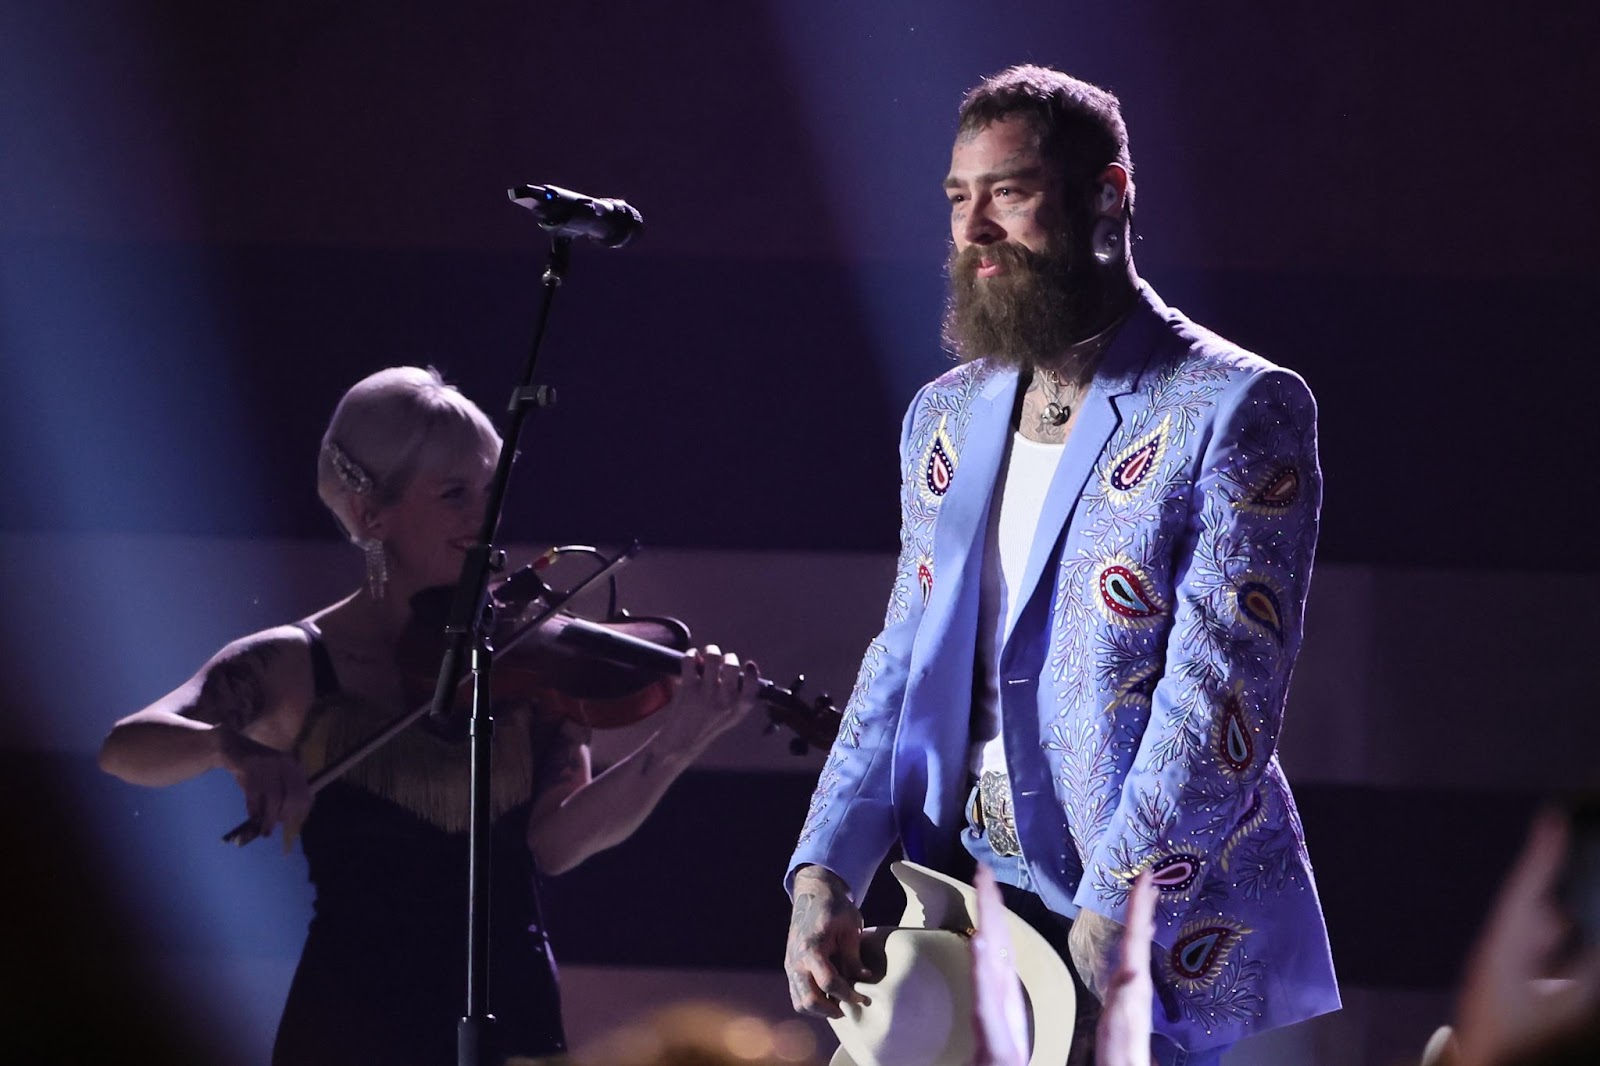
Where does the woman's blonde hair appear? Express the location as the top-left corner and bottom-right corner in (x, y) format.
(316, 366), (500, 541)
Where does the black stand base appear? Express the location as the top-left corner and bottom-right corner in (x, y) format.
(458, 1015), (499, 1066)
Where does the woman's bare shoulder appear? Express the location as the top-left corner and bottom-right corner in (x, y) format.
(189, 624), (316, 729)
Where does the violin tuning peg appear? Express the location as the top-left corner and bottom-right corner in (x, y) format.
(489, 549), (508, 573)
(789, 675), (805, 695)
(788, 737), (809, 757)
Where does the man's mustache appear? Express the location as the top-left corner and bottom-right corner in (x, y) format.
(948, 240), (1067, 284)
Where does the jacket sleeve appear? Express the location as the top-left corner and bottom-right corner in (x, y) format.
(1073, 367), (1322, 936)
(786, 385), (935, 902)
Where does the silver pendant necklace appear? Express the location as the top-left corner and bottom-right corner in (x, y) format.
(1034, 309), (1131, 430)
(1039, 369), (1073, 427)
(1036, 302), (1139, 428)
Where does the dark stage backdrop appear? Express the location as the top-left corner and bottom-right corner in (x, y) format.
(1, 1), (1594, 566)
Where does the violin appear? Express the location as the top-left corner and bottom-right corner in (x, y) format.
(222, 548), (841, 846)
(398, 574), (693, 734)
(399, 556), (841, 749)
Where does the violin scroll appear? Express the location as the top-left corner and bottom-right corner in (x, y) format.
(756, 675), (841, 755)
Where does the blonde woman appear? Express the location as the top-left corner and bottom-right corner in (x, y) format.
(99, 367), (758, 1065)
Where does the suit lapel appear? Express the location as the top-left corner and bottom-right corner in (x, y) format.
(926, 367), (1016, 613)
(1005, 288), (1170, 654)
(901, 366), (1017, 843)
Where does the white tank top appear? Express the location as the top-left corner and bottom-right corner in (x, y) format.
(970, 432), (1065, 776)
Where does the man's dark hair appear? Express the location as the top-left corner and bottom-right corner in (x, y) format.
(957, 64), (1134, 211)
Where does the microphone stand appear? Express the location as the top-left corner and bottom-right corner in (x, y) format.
(435, 235), (572, 1066)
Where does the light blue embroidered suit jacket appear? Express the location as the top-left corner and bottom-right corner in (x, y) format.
(788, 283), (1340, 1050)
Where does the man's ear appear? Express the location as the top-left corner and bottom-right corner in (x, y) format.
(1095, 164), (1130, 218)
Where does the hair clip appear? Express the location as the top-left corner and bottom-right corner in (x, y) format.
(325, 442), (374, 495)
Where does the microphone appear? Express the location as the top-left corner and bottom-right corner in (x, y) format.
(508, 183), (643, 248)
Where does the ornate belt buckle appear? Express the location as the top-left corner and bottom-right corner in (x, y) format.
(977, 770), (1023, 857)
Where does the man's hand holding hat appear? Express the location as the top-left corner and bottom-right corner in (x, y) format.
(1069, 907), (1127, 1003)
(788, 865), (875, 1018)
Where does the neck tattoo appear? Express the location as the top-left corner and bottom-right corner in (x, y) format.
(1039, 369), (1075, 428)
(1032, 309), (1132, 431)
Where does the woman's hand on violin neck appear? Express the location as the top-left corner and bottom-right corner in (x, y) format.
(217, 726), (313, 843)
(656, 645), (760, 753)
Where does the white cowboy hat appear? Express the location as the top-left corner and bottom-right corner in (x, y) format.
(828, 861), (1076, 1066)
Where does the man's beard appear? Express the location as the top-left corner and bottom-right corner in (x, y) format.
(941, 232), (1110, 369)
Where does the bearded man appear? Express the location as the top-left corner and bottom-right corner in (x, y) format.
(784, 65), (1340, 1065)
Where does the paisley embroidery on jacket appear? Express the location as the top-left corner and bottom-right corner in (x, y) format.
(1216, 684), (1255, 773)
(1235, 464), (1302, 515)
(1132, 851), (1204, 893)
(1095, 554), (1168, 628)
(1101, 414), (1172, 506)
(920, 417), (958, 503)
(1165, 917), (1251, 990)
(897, 367), (994, 616)
(916, 555), (934, 606)
(1171, 942), (1267, 1030)
(1233, 575), (1286, 643)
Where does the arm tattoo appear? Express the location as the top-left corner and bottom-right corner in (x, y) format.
(790, 891), (823, 942)
(193, 643), (282, 731)
(787, 890), (825, 972)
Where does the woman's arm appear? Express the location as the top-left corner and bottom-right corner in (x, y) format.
(98, 626), (315, 838)
(525, 646), (756, 875)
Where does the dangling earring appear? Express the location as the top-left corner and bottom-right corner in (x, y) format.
(362, 539), (389, 600)
(1091, 217), (1124, 266)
